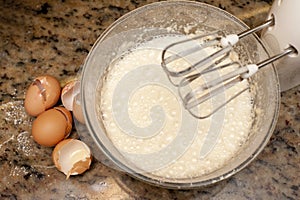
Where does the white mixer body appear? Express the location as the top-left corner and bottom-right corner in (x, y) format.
(261, 0), (300, 91)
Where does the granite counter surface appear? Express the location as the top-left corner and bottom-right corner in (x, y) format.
(0, 0), (299, 199)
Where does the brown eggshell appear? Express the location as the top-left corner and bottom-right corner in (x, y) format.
(24, 75), (61, 116)
(52, 139), (92, 179)
(32, 108), (68, 147)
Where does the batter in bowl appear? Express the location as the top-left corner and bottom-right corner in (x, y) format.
(98, 35), (254, 180)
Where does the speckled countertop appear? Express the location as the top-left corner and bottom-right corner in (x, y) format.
(0, 0), (299, 199)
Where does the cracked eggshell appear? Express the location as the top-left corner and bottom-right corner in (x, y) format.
(24, 75), (61, 116)
(52, 139), (92, 179)
(31, 107), (72, 147)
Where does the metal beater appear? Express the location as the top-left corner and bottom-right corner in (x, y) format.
(161, 15), (297, 119)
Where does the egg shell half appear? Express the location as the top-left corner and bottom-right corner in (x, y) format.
(32, 108), (70, 147)
(24, 75), (61, 116)
(52, 139), (92, 179)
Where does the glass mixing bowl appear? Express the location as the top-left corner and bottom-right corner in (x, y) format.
(77, 1), (280, 189)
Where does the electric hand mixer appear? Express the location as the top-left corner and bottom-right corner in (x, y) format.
(161, 0), (300, 119)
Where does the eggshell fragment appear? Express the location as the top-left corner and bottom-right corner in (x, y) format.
(24, 75), (61, 116)
(52, 139), (92, 179)
(31, 107), (72, 147)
